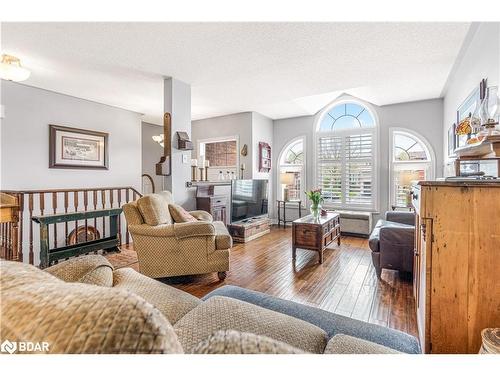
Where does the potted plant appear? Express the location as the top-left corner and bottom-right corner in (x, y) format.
(305, 189), (323, 219)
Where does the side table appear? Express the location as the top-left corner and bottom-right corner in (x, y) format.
(277, 200), (302, 228)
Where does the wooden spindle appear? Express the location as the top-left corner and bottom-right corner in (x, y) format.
(6, 223), (11, 259)
(74, 191), (79, 244)
(117, 188), (122, 245)
(28, 193), (34, 265)
(18, 193), (24, 261)
(52, 192), (58, 249)
(93, 190), (98, 237)
(62, 192), (68, 246)
(84, 191), (89, 242)
(125, 188), (130, 245)
(101, 190), (106, 237)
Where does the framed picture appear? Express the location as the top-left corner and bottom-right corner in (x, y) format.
(456, 79), (487, 148)
(448, 123), (457, 157)
(49, 125), (108, 169)
(258, 141), (271, 172)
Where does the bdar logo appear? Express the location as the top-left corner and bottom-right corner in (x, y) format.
(1, 340), (17, 354)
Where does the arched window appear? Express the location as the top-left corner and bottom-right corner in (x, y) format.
(389, 129), (434, 208)
(278, 137), (305, 202)
(315, 100), (377, 210)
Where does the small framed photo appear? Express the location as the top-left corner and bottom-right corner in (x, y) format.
(49, 125), (108, 169)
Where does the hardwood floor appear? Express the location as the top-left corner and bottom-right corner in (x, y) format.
(107, 226), (417, 337)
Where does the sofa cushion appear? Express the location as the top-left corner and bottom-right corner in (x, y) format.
(112, 267), (201, 324)
(192, 330), (305, 354)
(325, 334), (400, 354)
(45, 255), (114, 287)
(169, 203), (197, 223)
(203, 285), (420, 353)
(213, 221), (233, 250)
(137, 194), (172, 226)
(173, 296), (328, 353)
(0, 260), (183, 354)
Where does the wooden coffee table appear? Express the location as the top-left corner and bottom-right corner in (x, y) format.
(292, 212), (341, 264)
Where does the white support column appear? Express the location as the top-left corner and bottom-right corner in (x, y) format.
(163, 77), (195, 209)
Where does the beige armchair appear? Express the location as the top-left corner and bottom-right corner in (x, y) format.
(122, 191), (231, 280)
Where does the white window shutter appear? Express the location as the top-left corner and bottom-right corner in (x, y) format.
(317, 132), (374, 209)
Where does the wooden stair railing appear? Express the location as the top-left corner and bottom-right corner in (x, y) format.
(0, 187), (142, 266)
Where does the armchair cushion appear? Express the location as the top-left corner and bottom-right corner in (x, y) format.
(189, 210), (213, 222)
(173, 221), (216, 239)
(122, 201), (144, 226)
(168, 203), (197, 223)
(173, 296), (328, 353)
(136, 194), (172, 226)
(112, 267), (201, 324)
(128, 223), (175, 237)
(45, 255), (114, 287)
(324, 334), (400, 354)
(191, 330), (305, 354)
(0, 260), (183, 354)
(369, 219), (413, 253)
(213, 221), (232, 250)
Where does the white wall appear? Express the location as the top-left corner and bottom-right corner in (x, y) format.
(252, 111), (274, 219)
(272, 97), (443, 221)
(442, 23), (500, 171)
(141, 121), (164, 193)
(0, 81), (142, 190)
(191, 112), (253, 179)
(252, 112), (273, 179)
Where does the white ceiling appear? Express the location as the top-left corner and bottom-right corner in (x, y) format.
(1, 22), (470, 124)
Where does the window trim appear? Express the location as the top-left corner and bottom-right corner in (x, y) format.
(276, 135), (306, 205)
(388, 128), (436, 208)
(196, 135), (240, 168)
(313, 98), (379, 212)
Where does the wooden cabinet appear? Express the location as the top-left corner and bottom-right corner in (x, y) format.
(196, 196), (227, 225)
(412, 181), (500, 353)
(292, 212), (341, 264)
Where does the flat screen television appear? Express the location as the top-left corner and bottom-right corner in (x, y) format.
(231, 179), (269, 223)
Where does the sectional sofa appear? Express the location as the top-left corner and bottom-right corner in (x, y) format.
(0, 255), (420, 354)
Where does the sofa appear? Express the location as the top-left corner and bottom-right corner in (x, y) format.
(122, 191), (231, 280)
(368, 211), (415, 278)
(0, 255), (420, 354)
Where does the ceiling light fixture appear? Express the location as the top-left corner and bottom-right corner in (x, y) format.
(0, 54), (31, 82)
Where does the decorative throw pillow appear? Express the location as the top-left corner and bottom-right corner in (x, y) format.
(168, 204), (198, 223)
(136, 194), (172, 226)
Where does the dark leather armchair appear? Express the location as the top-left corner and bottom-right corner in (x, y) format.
(368, 211), (415, 278)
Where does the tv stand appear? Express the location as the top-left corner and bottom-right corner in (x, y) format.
(227, 216), (271, 243)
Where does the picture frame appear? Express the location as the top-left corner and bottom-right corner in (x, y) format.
(49, 124), (109, 169)
(456, 79), (487, 149)
(448, 123), (457, 157)
(258, 141), (271, 172)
